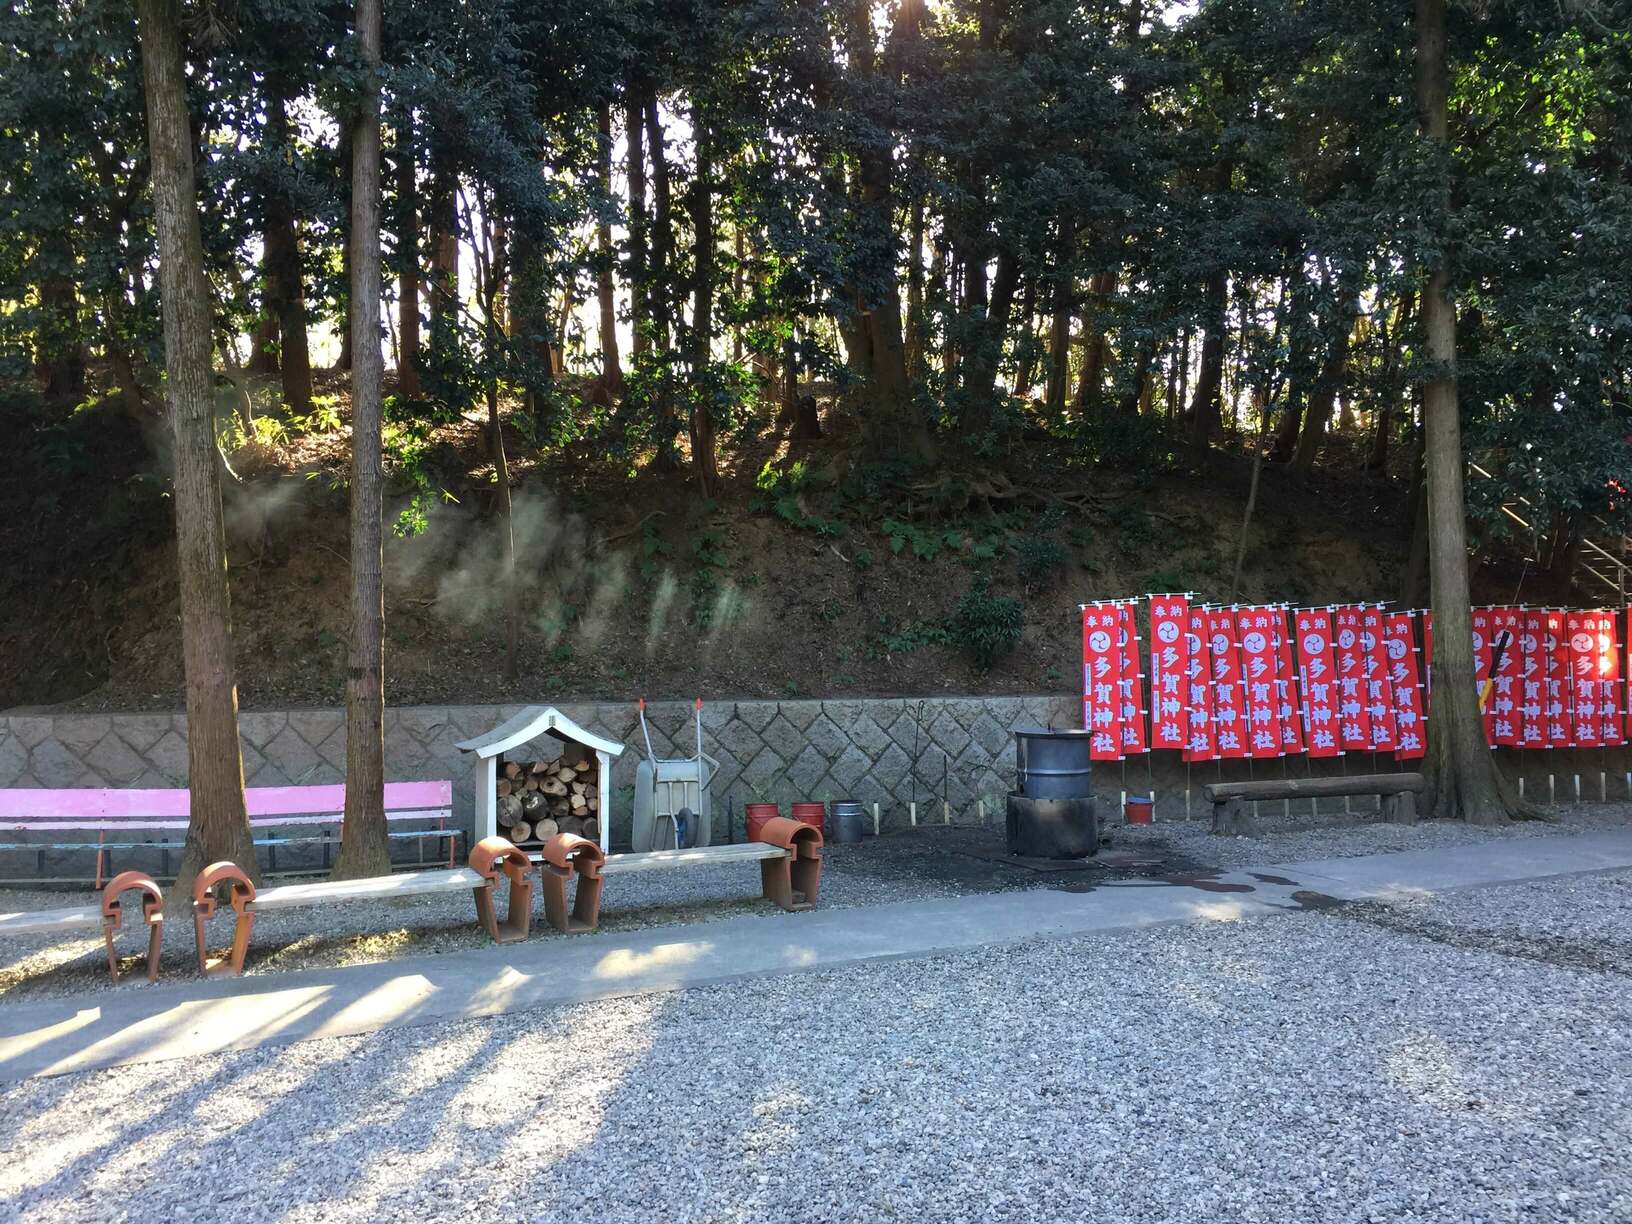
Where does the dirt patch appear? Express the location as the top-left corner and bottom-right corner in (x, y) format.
(1, 373), (1420, 714)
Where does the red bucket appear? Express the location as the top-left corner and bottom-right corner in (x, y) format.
(745, 803), (781, 843)
(1124, 795), (1154, 826)
(791, 801), (826, 835)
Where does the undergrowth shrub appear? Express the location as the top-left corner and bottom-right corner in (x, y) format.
(1017, 536), (1067, 591)
(948, 577), (1023, 668)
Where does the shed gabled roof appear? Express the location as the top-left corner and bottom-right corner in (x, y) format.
(454, 705), (624, 760)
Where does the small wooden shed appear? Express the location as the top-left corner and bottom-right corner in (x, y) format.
(456, 707), (624, 854)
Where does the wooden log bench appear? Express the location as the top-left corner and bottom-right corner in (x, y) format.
(1204, 773), (1427, 835)
(539, 817), (824, 932)
(0, 870), (165, 982)
(0, 781), (459, 886)
(190, 836), (536, 976)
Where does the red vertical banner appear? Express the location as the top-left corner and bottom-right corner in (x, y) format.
(1360, 606), (1397, 751)
(1147, 595), (1190, 750)
(1333, 606), (1372, 750)
(1117, 603), (1149, 756)
(1488, 607), (1522, 747)
(1546, 610), (1572, 747)
(1384, 612), (1426, 760)
(1625, 606), (1632, 745)
(1567, 610), (1602, 748)
(1272, 608), (1304, 754)
(1471, 607), (1496, 746)
(1597, 610), (1623, 747)
(1183, 605), (1216, 761)
(1294, 608), (1342, 758)
(1207, 607), (1249, 759)
(1518, 610), (1547, 748)
(1422, 610), (1435, 712)
(1236, 607), (1282, 758)
(1081, 604), (1123, 760)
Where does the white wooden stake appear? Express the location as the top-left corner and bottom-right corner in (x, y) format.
(945, 799), (952, 825)
(1574, 774), (1582, 803)
(909, 802), (918, 827)
(872, 802), (881, 836)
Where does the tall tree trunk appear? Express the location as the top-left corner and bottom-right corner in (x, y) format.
(643, 94), (681, 469)
(847, 0), (931, 459)
(1116, 345), (1155, 417)
(1074, 269), (1115, 410)
(625, 91), (648, 360)
(1290, 306), (1355, 473)
(1415, 0), (1522, 824)
(395, 109), (422, 397)
(906, 189), (927, 380)
(428, 137), (458, 373)
(596, 102), (622, 391)
(1188, 270), (1227, 450)
(1045, 227), (1075, 415)
(644, 96), (672, 354)
(1271, 388), (1304, 462)
(333, 0), (388, 879)
(512, 232), (554, 429)
(37, 259), (87, 402)
(1368, 291), (1414, 473)
(687, 110), (719, 495)
(137, 0), (255, 902)
(732, 227), (745, 365)
(334, 117), (355, 373)
(963, 247), (1019, 410)
(248, 308), (279, 375)
(1012, 277), (1037, 396)
(265, 86), (313, 413)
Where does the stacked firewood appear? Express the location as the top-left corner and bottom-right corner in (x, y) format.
(495, 747), (600, 845)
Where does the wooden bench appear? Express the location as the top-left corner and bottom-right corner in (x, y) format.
(537, 817), (824, 931)
(0, 781), (458, 885)
(0, 871), (165, 982)
(190, 836), (537, 976)
(1204, 773), (1427, 835)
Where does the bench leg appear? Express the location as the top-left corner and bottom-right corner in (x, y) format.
(540, 864), (602, 934)
(194, 910), (255, 977)
(1382, 791), (1418, 825)
(102, 920), (121, 982)
(103, 916), (164, 983)
(1211, 797), (1253, 836)
(146, 919), (163, 982)
(474, 874), (535, 944)
(761, 850), (821, 912)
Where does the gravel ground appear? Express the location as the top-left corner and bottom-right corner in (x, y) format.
(2, 869), (1630, 1222)
(1117, 802), (1632, 870)
(0, 833), (1016, 1001)
(4, 804), (1630, 1003)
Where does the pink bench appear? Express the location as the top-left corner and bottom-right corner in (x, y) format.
(0, 782), (456, 885)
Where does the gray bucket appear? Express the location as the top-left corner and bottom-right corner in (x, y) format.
(831, 801), (866, 844)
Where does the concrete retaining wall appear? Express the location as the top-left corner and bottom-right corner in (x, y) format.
(3, 695), (1623, 878)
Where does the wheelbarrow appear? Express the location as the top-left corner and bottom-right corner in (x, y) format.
(631, 698), (720, 852)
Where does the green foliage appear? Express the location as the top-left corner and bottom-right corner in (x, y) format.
(1144, 569), (1190, 594)
(638, 520), (672, 581)
(947, 578), (1024, 670)
(754, 460), (845, 536)
(1016, 536), (1068, 592)
(882, 518), (949, 562)
(877, 620), (952, 656)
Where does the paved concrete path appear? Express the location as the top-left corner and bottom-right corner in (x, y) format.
(4, 829), (1631, 1081)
